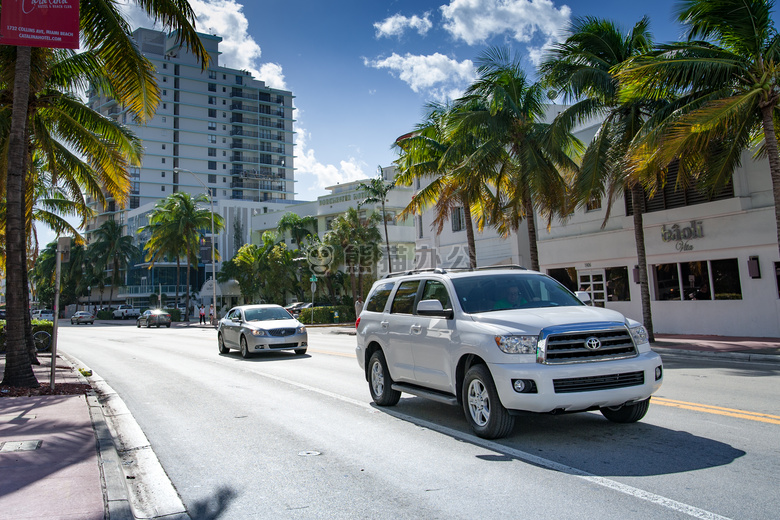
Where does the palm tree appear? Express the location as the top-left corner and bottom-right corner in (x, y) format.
(455, 46), (580, 272)
(155, 192), (225, 319)
(91, 220), (141, 307)
(357, 167), (396, 273)
(617, 0), (780, 262)
(395, 102), (486, 269)
(277, 212), (318, 248)
(324, 208), (382, 300)
(539, 18), (661, 341)
(1, 0), (207, 387)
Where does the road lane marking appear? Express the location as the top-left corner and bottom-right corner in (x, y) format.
(654, 398), (780, 425)
(251, 369), (731, 520)
(308, 348), (356, 358)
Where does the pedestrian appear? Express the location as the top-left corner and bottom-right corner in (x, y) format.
(209, 303), (214, 324)
(355, 296), (364, 318)
(199, 304), (206, 324)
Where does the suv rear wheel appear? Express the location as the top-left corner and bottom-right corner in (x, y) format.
(600, 398), (650, 423)
(462, 364), (515, 439)
(368, 350), (401, 406)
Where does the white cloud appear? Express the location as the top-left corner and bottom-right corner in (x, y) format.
(440, 0), (570, 46)
(374, 12), (433, 38)
(364, 53), (475, 101)
(120, 0), (286, 89)
(294, 125), (367, 192)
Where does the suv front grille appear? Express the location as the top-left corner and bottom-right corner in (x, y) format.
(268, 328), (297, 337)
(554, 371), (645, 393)
(538, 323), (638, 365)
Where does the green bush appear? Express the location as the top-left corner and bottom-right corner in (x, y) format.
(97, 309), (113, 320)
(167, 309), (182, 322)
(298, 305), (355, 324)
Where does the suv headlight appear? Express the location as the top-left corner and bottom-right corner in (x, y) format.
(629, 325), (649, 346)
(494, 335), (538, 354)
(251, 329), (267, 337)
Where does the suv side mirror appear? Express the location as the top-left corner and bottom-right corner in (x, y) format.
(417, 299), (454, 319)
(575, 291), (592, 305)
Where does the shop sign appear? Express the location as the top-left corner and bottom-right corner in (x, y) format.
(0, 0), (80, 49)
(661, 220), (703, 251)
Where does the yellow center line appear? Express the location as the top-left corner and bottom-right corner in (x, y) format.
(654, 397), (780, 425)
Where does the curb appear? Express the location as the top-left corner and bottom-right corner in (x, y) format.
(63, 352), (190, 520)
(651, 346), (780, 365)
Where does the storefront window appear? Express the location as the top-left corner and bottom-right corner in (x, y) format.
(547, 267), (578, 292)
(711, 259), (742, 300)
(654, 263), (681, 300)
(681, 261), (710, 300)
(605, 267), (630, 301)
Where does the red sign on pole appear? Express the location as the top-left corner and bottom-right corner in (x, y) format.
(0, 0), (80, 49)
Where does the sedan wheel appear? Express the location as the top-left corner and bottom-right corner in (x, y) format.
(137, 321), (140, 328)
(240, 336), (251, 358)
(218, 334), (229, 354)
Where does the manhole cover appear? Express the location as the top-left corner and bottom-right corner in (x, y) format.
(298, 451), (321, 457)
(0, 440), (43, 452)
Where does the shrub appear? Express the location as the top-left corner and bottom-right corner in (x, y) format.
(298, 305), (355, 324)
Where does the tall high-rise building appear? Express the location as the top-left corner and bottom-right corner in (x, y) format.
(87, 27), (295, 235)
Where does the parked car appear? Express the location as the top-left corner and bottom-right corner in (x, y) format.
(70, 311), (96, 325)
(356, 266), (663, 439)
(136, 309), (172, 328)
(33, 309), (54, 321)
(217, 304), (308, 358)
(113, 305), (141, 320)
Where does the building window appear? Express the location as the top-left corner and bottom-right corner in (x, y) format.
(653, 259), (742, 301)
(162, 103), (167, 109)
(161, 144), (166, 150)
(208, 108), (217, 118)
(130, 196), (140, 209)
(208, 147), (216, 157)
(451, 207), (465, 232)
(208, 135), (216, 143)
(162, 89), (167, 96)
(236, 75), (243, 85)
(162, 76), (167, 83)
(208, 174), (217, 183)
(161, 158), (165, 163)
(161, 171), (165, 178)
(208, 70), (217, 79)
(605, 267), (630, 301)
(208, 161), (217, 170)
(208, 96), (216, 105)
(417, 216), (424, 239)
(161, 186), (165, 191)
(208, 121), (217, 130)
(163, 63), (167, 70)
(208, 83), (216, 92)
(586, 196), (602, 212)
(161, 116), (166, 122)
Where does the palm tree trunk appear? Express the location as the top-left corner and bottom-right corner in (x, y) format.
(760, 105), (780, 262)
(631, 184), (655, 343)
(175, 257), (181, 315)
(523, 191), (540, 271)
(23, 267), (39, 365)
(382, 201), (392, 273)
(1, 46), (39, 387)
(463, 204), (478, 268)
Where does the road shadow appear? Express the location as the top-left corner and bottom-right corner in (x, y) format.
(186, 487), (237, 520)
(218, 351), (310, 362)
(372, 398), (745, 478)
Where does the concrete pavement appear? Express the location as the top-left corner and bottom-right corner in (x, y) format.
(1, 326), (778, 520)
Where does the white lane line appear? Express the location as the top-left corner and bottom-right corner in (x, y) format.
(254, 369), (732, 520)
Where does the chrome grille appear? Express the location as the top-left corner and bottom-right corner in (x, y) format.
(268, 328), (296, 337)
(538, 322), (638, 364)
(554, 371), (644, 393)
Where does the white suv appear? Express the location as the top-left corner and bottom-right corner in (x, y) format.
(356, 267), (663, 439)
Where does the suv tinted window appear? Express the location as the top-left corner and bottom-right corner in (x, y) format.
(390, 280), (420, 314)
(452, 273), (581, 313)
(421, 280), (451, 310)
(365, 282), (394, 312)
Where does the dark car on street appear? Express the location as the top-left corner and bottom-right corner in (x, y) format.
(136, 309), (172, 328)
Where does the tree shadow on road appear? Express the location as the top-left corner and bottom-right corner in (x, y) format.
(186, 487), (237, 520)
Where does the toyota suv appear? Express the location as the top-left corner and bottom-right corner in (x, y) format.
(355, 267), (663, 439)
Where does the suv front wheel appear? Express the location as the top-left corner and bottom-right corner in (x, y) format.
(368, 350), (401, 406)
(462, 364), (515, 439)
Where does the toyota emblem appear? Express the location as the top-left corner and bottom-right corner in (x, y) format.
(584, 336), (602, 350)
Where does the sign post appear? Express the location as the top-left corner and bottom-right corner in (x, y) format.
(309, 276), (317, 325)
(50, 236), (71, 389)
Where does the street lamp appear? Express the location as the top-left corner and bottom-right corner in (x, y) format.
(174, 168), (217, 326)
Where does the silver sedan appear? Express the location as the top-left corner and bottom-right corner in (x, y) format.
(217, 304), (308, 358)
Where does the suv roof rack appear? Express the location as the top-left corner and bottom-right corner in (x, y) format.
(474, 264), (527, 271)
(380, 267), (448, 279)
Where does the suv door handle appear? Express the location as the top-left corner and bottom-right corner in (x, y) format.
(381, 320), (389, 329)
(411, 324), (422, 334)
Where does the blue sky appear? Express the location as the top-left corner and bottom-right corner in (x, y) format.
(119, 0), (705, 202)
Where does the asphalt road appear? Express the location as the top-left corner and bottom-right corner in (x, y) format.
(59, 322), (780, 519)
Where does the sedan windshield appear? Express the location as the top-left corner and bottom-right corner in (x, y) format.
(452, 273), (583, 314)
(244, 307), (293, 322)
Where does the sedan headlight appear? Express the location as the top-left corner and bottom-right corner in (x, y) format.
(297, 326), (306, 334)
(251, 329), (267, 337)
(494, 335), (538, 354)
(629, 325), (649, 346)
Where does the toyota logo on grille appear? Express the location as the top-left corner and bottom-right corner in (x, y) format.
(584, 336), (602, 350)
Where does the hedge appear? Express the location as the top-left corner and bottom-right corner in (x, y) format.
(298, 305), (355, 324)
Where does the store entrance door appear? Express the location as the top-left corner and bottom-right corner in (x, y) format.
(578, 270), (607, 307)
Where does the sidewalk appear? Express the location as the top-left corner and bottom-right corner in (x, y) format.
(0, 332), (778, 520)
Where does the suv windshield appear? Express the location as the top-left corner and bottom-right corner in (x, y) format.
(452, 273), (582, 313)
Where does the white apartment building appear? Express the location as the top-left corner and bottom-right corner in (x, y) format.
(84, 28), (295, 306)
